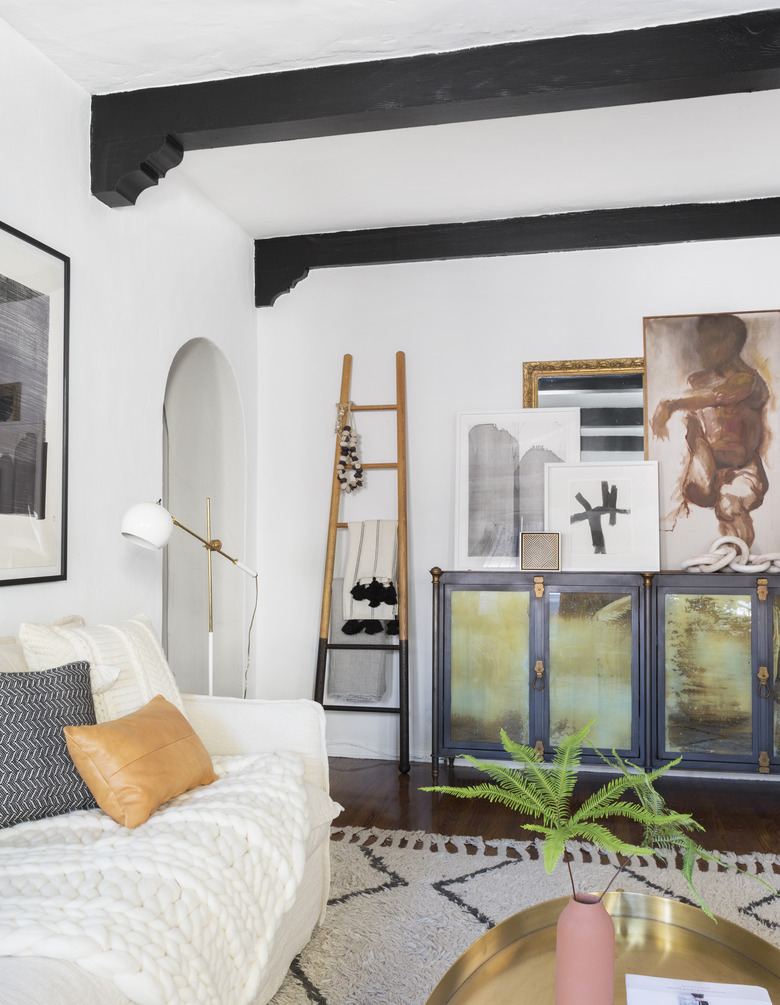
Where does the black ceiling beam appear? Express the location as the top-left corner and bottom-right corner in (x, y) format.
(254, 197), (780, 306)
(92, 9), (780, 208)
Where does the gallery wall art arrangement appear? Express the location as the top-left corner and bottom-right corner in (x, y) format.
(456, 310), (779, 575)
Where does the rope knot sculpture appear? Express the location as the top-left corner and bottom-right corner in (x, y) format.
(681, 536), (780, 574)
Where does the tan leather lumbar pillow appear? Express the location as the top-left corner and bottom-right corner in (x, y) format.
(64, 695), (217, 828)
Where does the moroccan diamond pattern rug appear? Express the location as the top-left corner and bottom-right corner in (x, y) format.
(268, 827), (780, 1005)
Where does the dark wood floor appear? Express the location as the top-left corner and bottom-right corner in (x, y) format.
(329, 757), (780, 856)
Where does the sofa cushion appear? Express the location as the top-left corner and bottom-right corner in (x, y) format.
(0, 637), (26, 674)
(0, 616), (86, 674)
(19, 614), (185, 722)
(0, 661), (98, 828)
(0, 635), (119, 695)
(64, 695), (217, 828)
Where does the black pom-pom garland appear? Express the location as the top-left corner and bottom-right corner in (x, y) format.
(336, 423), (363, 493)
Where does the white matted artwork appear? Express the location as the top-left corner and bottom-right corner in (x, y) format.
(545, 461), (660, 572)
(644, 310), (780, 571)
(455, 408), (580, 570)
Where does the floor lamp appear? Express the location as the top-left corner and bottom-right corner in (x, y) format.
(121, 500), (258, 696)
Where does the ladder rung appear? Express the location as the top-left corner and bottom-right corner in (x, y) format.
(351, 404), (397, 412)
(336, 521), (398, 529)
(338, 461), (396, 470)
(327, 642), (400, 651)
(323, 703), (401, 714)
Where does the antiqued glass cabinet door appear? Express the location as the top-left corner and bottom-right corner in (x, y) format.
(448, 589), (530, 745)
(663, 592), (753, 757)
(548, 589), (634, 751)
(774, 595), (780, 759)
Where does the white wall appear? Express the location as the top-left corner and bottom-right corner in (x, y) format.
(8, 6), (776, 762)
(256, 233), (780, 762)
(0, 21), (258, 679)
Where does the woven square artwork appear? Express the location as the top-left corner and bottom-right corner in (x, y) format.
(521, 532), (560, 570)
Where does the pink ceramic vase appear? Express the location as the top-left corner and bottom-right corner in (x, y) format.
(554, 893), (615, 1005)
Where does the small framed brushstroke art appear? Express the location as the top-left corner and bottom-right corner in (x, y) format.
(545, 460), (660, 572)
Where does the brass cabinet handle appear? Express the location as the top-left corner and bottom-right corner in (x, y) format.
(758, 666), (770, 698)
(533, 660), (545, 691)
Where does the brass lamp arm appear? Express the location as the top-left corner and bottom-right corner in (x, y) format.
(172, 517), (257, 578)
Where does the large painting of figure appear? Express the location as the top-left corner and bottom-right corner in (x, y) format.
(644, 310), (780, 571)
(454, 409), (579, 570)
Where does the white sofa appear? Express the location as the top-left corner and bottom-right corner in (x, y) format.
(0, 619), (341, 1005)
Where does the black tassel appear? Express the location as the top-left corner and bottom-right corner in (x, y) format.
(350, 577), (397, 608)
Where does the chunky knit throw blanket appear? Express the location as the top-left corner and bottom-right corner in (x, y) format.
(0, 752), (311, 1005)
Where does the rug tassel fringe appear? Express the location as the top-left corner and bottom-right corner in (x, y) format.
(330, 827), (780, 876)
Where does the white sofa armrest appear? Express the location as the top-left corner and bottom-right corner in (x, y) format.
(182, 694), (329, 792)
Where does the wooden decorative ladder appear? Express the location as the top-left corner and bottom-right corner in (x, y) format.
(314, 351), (410, 774)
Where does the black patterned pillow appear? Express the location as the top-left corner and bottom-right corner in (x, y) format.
(0, 661), (98, 828)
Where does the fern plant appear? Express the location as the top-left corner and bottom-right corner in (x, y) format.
(422, 721), (768, 916)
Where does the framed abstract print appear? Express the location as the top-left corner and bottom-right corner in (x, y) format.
(545, 460), (660, 572)
(0, 221), (69, 584)
(454, 409), (579, 570)
(644, 310), (780, 571)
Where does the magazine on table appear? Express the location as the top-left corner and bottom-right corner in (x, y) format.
(626, 974), (773, 1005)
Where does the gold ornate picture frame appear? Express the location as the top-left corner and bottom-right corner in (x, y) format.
(522, 357), (644, 408)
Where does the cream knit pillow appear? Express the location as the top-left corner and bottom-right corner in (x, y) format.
(19, 614), (184, 723)
(0, 616), (85, 675)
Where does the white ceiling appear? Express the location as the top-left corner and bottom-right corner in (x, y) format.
(0, 0), (776, 237)
(180, 89), (780, 238)
(0, 0), (767, 93)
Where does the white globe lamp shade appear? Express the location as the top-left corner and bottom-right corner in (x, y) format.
(121, 503), (174, 550)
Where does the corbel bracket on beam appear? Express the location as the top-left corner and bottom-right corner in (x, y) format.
(254, 197), (780, 305)
(92, 10), (780, 208)
(91, 134), (184, 209)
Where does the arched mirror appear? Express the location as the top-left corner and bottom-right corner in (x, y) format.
(163, 339), (247, 696)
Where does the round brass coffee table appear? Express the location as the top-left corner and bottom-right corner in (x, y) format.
(426, 892), (780, 1004)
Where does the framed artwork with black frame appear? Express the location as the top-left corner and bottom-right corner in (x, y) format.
(0, 221), (69, 585)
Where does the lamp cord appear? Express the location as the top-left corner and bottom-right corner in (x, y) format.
(243, 574), (259, 699)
